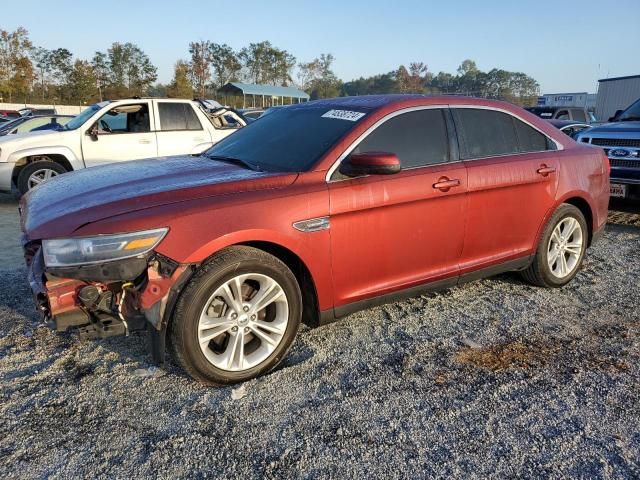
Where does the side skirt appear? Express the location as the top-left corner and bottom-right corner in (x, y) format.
(319, 255), (533, 325)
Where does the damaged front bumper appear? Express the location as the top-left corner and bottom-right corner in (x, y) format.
(24, 242), (194, 344)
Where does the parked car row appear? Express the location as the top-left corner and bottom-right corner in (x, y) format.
(18, 94), (610, 385)
(0, 98), (247, 194)
(0, 107), (58, 120)
(0, 115), (73, 136)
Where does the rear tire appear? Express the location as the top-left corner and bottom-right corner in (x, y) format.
(169, 246), (302, 385)
(521, 204), (588, 288)
(17, 159), (67, 195)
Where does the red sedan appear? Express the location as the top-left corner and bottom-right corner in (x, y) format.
(21, 95), (610, 385)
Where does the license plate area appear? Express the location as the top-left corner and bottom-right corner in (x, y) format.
(610, 183), (627, 198)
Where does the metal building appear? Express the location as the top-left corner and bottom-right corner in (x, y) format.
(595, 74), (640, 121)
(537, 92), (596, 111)
(217, 82), (310, 108)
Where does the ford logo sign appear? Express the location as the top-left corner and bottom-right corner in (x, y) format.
(609, 148), (630, 157)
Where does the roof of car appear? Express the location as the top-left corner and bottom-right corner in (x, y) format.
(294, 94), (426, 109)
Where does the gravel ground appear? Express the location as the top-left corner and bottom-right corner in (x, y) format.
(1, 195), (639, 478)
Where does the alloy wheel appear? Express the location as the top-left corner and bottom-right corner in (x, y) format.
(197, 273), (289, 371)
(547, 217), (583, 279)
(28, 168), (59, 190)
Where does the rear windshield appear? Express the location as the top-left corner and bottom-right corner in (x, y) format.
(203, 106), (368, 172)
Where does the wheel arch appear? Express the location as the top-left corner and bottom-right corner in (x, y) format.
(11, 147), (81, 183)
(227, 241), (321, 328)
(535, 193), (596, 249)
(562, 196), (594, 246)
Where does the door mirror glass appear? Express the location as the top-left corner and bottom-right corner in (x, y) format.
(339, 152), (401, 177)
(87, 123), (99, 141)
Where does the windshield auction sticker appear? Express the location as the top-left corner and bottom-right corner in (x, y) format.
(321, 110), (366, 121)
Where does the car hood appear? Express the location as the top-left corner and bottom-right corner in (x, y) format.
(583, 121), (640, 137)
(0, 129), (73, 149)
(21, 155), (298, 240)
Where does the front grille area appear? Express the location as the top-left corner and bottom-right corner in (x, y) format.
(591, 138), (640, 147)
(609, 158), (640, 169)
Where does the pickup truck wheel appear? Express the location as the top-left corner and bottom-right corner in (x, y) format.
(521, 204), (587, 288)
(169, 246), (302, 385)
(17, 160), (67, 194)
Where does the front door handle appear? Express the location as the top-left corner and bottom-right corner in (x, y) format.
(433, 177), (461, 192)
(139, 139), (152, 144)
(537, 165), (556, 176)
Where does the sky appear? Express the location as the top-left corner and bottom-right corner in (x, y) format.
(4, 0), (640, 94)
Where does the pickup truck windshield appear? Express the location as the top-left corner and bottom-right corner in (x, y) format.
(203, 106), (368, 173)
(618, 98), (640, 121)
(65, 102), (109, 130)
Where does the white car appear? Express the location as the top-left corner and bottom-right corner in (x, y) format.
(0, 98), (246, 194)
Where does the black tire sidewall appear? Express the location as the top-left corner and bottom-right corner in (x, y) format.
(537, 205), (588, 287)
(172, 252), (302, 384)
(17, 160), (67, 194)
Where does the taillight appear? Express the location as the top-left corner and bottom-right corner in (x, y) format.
(603, 152), (610, 175)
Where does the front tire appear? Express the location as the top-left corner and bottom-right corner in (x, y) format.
(521, 204), (588, 288)
(17, 159), (67, 194)
(169, 246), (302, 385)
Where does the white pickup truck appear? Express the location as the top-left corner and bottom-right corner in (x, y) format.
(0, 98), (247, 194)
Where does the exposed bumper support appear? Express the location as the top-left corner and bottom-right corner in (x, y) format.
(25, 247), (193, 353)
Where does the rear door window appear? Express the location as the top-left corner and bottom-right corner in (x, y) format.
(158, 102), (202, 131)
(453, 109), (520, 159)
(353, 109), (449, 168)
(513, 118), (552, 152)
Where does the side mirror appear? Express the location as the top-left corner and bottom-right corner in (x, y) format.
(339, 152), (401, 177)
(609, 109), (623, 122)
(87, 124), (99, 141)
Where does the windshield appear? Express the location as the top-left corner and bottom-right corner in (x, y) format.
(0, 117), (24, 133)
(203, 105), (369, 172)
(618, 98), (640, 121)
(65, 102), (109, 130)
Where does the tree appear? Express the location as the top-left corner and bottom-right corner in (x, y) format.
(396, 62), (429, 93)
(239, 41), (295, 85)
(304, 53), (341, 99)
(341, 72), (397, 96)
(0, 27), (33, 102)
(48, 48), (73, 101)
(189, 40), (213, 97)
(209, 43), (241, 89)
(68, 60), (98, 104)
(93, 42), (157, 98)
(297, 58), (321, 91)
(31, 47), (51, 100)
(167, 60), (193, 98)
(91, 51), (109, 100)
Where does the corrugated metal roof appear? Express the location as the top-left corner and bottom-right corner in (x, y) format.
(218, 82), (310, 99)
(598, 74), (640, 83)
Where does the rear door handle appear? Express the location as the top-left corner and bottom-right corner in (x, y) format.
(537, 165), (556, 176)
(433, 177), (461, 191)
(139, 139), (152, 144)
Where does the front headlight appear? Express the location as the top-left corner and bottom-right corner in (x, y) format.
(42, 228), (168, 267)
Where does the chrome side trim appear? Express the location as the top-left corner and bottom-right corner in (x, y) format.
(292, 216), (330, 232)
(324, 104), (564, 183)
